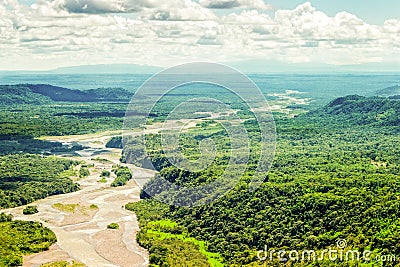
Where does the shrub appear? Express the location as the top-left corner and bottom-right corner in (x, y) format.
(0, 213), (13, 222)
(101, 170), (111, 177)
(98, 177), (107, 183)
(23, 206), (39, 215)
(40, 260), (85, 267)
(111, 166), (132, 187)
(107, 223), (119, 229)
(79, 167), (90, 178)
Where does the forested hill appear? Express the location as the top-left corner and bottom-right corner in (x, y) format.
(125, 93), (400, 266)
(374, 85), (400, 97)
(0, 85), (51, 105)
(306, 95), (400, 127)
(0, 84), (133, 104)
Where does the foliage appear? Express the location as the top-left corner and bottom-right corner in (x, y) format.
(126, 95), (400, 266)
(52, 203), (79, 213)
(98, 177), (107, 183)
(0, 85), (51, 105)
(107, 223), (120, 229)
(0, 84), (132, 104)
(0, 136), (63, 156)
(105, 136), (123, 148)
(0, 214), (57, 266)
(40, 261), (85, 267)
(111, 165), (132, 187)
(0, 86), (128, 154)
(0, 213), (13, 222)
(375, 85), (400, 97)
(2, 82), (400, 266)
(0, 154), (79, 209)
(23, 205), (39, 215)
(315, 95), (400, 127)
(92, 157), (112, 164)
(78, 167), (90, 178)
(0, 104), (125, 139)
(126, 202), (223, 267)
(52, 203), (98, 216)
(101, 170), (110, 177)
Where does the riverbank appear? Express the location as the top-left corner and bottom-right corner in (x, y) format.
(1, 132), (150, 267)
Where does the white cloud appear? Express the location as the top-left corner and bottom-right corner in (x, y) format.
(199, 0), (271, 10)
(41, 0), (159, 14)
(383, 18), (400, 34)
(145, 0), (217, 21)
(39, 0), (218, 19)
(0, 1), (398, 70)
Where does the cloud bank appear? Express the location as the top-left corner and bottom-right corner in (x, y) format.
(199, 0), (271, 10)
(1, 0), (398, 70)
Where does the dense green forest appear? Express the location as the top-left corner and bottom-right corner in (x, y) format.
(126, 201), (224, 267)
(0, 84), (133, 266)
(1, 82), (400, 266)
(0, 104), (126, 138)
(0, 84), (130, 155)
(0, 84), (132, 104)
(0, 154), (80, 208)
(0, 85), (51, 105)
(126, 95), (400, 266)
(0, 135), (86, 156)
(0, 213), (57, 266)
(315, 95), (400, 127)
(0, 102), (126, 155)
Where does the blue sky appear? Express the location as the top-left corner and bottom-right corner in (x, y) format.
(266, 0), (399, 25)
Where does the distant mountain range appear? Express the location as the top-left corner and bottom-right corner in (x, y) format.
(227, 60), (400, 74)
(50, 64), (162, 74)
(1, 61), (399, 75)
(374, 85), (400, 97)
(0, 84), (133, 104)
(0, 64), (162, 75)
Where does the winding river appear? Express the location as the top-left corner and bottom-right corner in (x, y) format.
(2, 131), (154, 267)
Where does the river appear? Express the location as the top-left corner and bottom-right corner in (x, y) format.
(1, 131), (153, 267)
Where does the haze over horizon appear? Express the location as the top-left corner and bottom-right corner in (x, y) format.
(1, 0), (399, 71)
(2, 62), (400, 75)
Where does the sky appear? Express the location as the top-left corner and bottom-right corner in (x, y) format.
(266, 0), (400, 25)
(1, 0), (399, 71)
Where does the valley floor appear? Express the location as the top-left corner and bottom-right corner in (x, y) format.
(1, 132), (153, 267)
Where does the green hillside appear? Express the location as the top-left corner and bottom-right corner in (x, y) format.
(0, 85), (52, 105)
(0, 84), (133, 104)
(375, 85), (400, 97)
(309, 95), (400, 127)
(126, 95), (400, 266)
